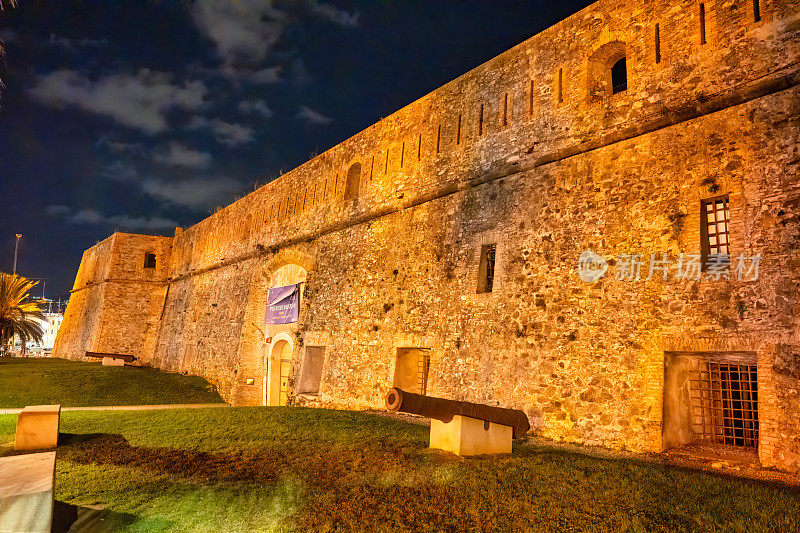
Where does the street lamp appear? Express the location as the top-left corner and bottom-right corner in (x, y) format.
(12, 233), (21, 275)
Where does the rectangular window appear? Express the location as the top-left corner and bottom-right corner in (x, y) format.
(701, 195), (730, 260)
(478, 104), (484, 136)
(144, 253), (156, 269)
(298, 346), (325, 395)
(690, 360), (759, 448)
(502, 92), (508, 127)
(400, 141), (405, 167)
(393, 348), (431, 395)
(385, 149), (389, 173)
(477, 243), (497, 294)
(417, 133), (422, 160)
(753, 0), (761, 22)
(370, 155), (374, 181)
(456, 114), (462, 145)
(436, 124), (441, 153)
(655, 23), (662, 64)
(699, 3), (707, 45)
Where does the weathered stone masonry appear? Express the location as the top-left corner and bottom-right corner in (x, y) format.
(55, 0), (800, 472)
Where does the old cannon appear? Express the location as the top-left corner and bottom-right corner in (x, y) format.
(385, 387), (530, 456)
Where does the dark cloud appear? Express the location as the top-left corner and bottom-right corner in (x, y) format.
(29, 69), (207, 133)
(0, 29), (19, 42)
(100, 160), (140, 182)
(45, 205), (178, 230)
(48, 33), (108, 50)
(95, 138), (149, 157)
(308, 1), (359, 26)
(141, 177), (243, 210)
(189, 1), (286, 66)
(238, 99), (273, 118)
(189, 117), (256, 146)
(154, 142), (213, 170)
(295, 105), (333, 125)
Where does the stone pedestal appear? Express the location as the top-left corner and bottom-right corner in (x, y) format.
(15, 405), (61, 451)
(101, 356), (126, 366)
(0, 452), (56, 533)
(429, 415), (513, 456)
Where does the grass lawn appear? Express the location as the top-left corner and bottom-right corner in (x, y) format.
(1, 408), (798, 532)
(0, 357), (222, 408)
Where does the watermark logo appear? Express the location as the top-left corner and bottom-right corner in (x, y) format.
(577, 251), (761, 283)
(578, 250), (608, 282)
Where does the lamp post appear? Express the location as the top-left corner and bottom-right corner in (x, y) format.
(12, 233), (21, 275)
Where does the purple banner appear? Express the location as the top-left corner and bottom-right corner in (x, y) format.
(265, 284), (300, 324)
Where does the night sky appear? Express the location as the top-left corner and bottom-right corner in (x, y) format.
(0, 0), (592, 299)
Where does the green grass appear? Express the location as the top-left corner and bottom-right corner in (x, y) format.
(0, 357), (222, 408)
(1, 408), (798, 532)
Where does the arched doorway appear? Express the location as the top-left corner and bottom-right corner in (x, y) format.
(265, 335), (293, 406)
(261, 259), (309, 406)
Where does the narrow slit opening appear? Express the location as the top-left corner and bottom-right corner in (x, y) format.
(700, 3), (707, 45)
(558, 68), (564, 103)
(655, 23), (661, 64)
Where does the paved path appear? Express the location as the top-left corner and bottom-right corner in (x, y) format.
(0, 403), (229, 415)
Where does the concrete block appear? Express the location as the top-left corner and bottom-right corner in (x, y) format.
(101, 357), (126, 366)
(15, 405), (61, 451)
(0, 452), (56, 533)
(429, 415), (513, 456)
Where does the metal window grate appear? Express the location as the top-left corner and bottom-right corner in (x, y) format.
(483, 244), (496, 293)
(703, 196), (730, 255)
(417, 351), (430, 395)
(689, 361), (759, 448)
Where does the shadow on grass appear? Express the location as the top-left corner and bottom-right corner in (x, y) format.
(53, 500), (147, 533)
(57, 432), (420, 487)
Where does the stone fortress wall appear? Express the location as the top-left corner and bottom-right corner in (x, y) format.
(54, 0), (800, 472)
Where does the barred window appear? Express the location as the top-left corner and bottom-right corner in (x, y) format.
(701, 195), (730, 260)
(477, 243), (497, 294)
(690, 360), (759, 448)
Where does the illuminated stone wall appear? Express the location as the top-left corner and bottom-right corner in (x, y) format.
(56, 0), (800, 472)
(53, 232), (172, 363)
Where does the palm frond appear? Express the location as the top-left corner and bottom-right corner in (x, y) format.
(0, 272), (45, 352)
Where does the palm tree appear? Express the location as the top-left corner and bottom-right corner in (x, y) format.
(0, 0), (17, 96)
(0, 272), (44, 356)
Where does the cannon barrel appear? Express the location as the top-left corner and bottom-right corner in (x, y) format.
(385, 387), (530, 438)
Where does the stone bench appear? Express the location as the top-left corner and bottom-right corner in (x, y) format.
(85, 351), (136, 366)
(0, 451), (56, 533)
(15, 405), (61, 451)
